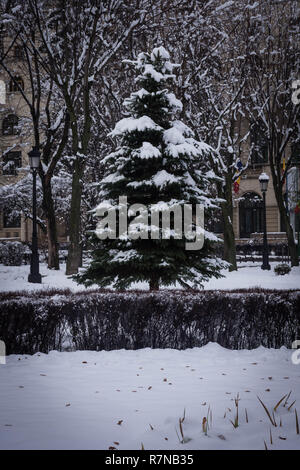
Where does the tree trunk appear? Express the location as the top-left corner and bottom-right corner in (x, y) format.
(286, 222), (299, 266)
(78, 242), (83, 268)
(270, 167), (299, 267)
(66, 158), (83, 275)
(222, 203), (237, 271)
(42, 180), (59, 270)
(276, 189), (299, 266)
(46, 218), (59, 270)
(149, 277), (159, 291)
(219, 173), (237, 271)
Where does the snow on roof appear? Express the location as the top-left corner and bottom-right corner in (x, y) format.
(110, 116), (162, 137)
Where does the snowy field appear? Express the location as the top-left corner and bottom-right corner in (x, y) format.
(0, 343), (299, 450)
(1, 262), (299, 450)
(0, 261), (299, 292)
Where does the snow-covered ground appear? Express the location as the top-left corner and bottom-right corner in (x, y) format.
(1, 262), (299, 450)
(0, 261), (299, 292)
(0, 344), (299, 450)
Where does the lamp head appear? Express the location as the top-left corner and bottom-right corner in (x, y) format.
(259, 172), (269, 192)
(28, 146), (40, 169)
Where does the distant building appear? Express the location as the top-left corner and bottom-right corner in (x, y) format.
(0, 38), (32, 242)
(232, 140), (300, 245)
(0, 34), (67, 246)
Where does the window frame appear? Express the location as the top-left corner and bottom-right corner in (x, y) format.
(239, 192), (264, 238)
(250, 123), (269, 167)
(9, 76), (24, 93)
(2, 114), (19, 136)
(291, 142), (300, 165)
(3, 209), (21, 228)
(14, 45), (24, 60)
(2, 151), (22, 175)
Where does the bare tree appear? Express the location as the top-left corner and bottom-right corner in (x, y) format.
(159, 0), (252, 270)
(22, 0), (152, 274)
(0, 0), (70, 269)
(243, 0), (300, 266)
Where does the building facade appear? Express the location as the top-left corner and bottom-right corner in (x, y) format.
(0, 36), (32, 243)
(232, 144), (300, 245)
(0, 35), (67, 246)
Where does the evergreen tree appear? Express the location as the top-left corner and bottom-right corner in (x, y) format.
(77, 46), (225, 290)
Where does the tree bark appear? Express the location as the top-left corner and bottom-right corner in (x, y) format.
(42, 180), (59, 270)
(222, 203), (237, 271)
(66, 158), (84, 275)
(274, 183), (299, 266)
(46, 218), (59, 270)
(268, 145), (299, 267)
(218, 173), (237, 271)
(149, 277), (160, 291)
(78, 236), (83, 268)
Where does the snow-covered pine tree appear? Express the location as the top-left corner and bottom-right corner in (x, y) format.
(76, 46), (224, 290)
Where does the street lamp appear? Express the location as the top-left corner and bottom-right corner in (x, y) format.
(259, 172), (271, 270)
(28, 146), (42, 283)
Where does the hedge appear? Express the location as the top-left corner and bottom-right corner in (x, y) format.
(0, 288), (299, 354)
(0, 241), (25, 266)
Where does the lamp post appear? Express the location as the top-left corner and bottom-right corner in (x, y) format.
(28, 146), (42, 283)
(259, 172), (271, 270)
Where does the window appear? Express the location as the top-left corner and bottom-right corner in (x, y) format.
(239, 192), (263, 238)
(3, 209), (21, 228)
(14, 45), (24, 60)
(291, 142), (300, 165)
(9, 76), (24, 92)
(2, 114), (19, 135)
(2, 151), (22, 175)
(250, 123), (268, 166)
